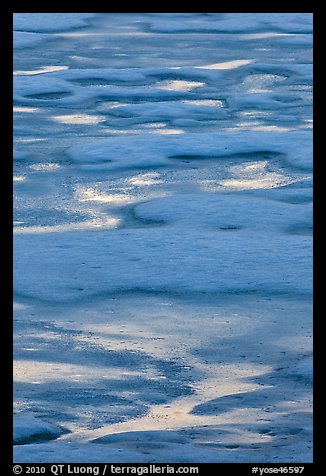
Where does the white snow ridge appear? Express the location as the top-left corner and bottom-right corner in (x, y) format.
(13, 13), (312, 463)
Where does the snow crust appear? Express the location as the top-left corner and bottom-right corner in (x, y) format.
(13, 13), (313, 463)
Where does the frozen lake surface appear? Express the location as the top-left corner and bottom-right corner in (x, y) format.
(13, 13), (313, 463)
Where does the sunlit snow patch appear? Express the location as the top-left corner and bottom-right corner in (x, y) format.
(15, 138), (47, 143)
(13, 106), (39, 113)
(195, 59), (253, 70)
(154, 80), (205, 91)
(13, 176), (26, 182)
(127, 172), (163, 186)
(29, 163), (61, 171)
(52, 114), (106, 125)
(239, 32), (295, 39)
(151, 129), (184, 135)
(181, 99), (224, 107)
(241, 73), (287, 93)
(225, 124), (292, 133)
(75, 186), (137, 205)
(14, 217), (120, 234)
(219, 161), (308, 190)
(14, 66), (69, 76)
(13, 302), (29, 310)
(141, 122), (166, 129)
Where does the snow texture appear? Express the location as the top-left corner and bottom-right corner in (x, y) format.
(13, 13), (312, 463)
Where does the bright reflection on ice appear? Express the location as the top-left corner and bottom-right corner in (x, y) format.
(14, 217), (120, 234)
(13, 65), (69, 76)
(217, 161), (306, 190)
(154, 80), (205, 91)
(300, 119), (313, 129)
(15, 138), (47, 143)
(54, 32), (110, 37)
(88, 363), (273, 440)
(181, 99), (224, 107)
(151, 129), (184, 135)
(226, 123), (291, 132)
(140, 121), (185, 134)
(242, 73), (287, 93)
(102, 129), (147, 135)
(103, 128), (184, 135)
(127, 172), (162, 186)
(76, 186), (136, 204)
(13, 302), (29, 310)
(239, 32), (294, 40)
(29, 163), (61, 171)
(142, 122), (166, 128)
(69, 55), (89, 62)
(13, 175), (26, 182)
(299, 123), (313, 130)
(14, 359), (143, 384)
(249, 125), (292, 132)
(195, 59), (253, 70)
(52, 114), (106, 125)
(96, 101), (129, 110)
(239, 111), (270, 118)
(13, 106), (39, 113)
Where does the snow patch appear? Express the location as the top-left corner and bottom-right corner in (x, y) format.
(195, 59), (254, 70)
